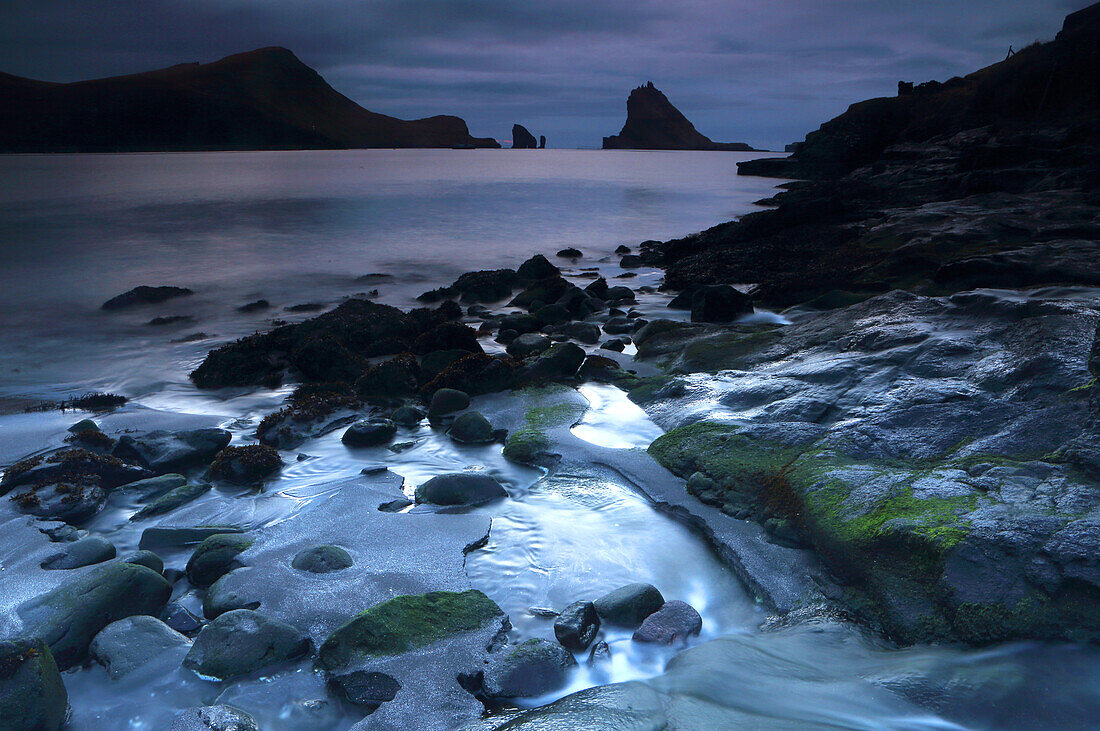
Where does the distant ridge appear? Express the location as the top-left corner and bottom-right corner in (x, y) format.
(0, 47), (500, 153)
(602, 82), (754, 151)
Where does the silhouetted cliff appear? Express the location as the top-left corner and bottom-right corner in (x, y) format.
(0, 47), (500, 152)
(602, 82), (754, 151)
(512, 124), (538, 149)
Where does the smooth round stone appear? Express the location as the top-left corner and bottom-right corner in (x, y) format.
(40, 535), (116, 570)
(342, 418), (397, 447)
(0, 637), (67, 731)
(428, 388), (470, 416)
(632, 600), (703, 644)
(593, 583), (665, 627)
(554, 600), (600, 651)
(414, 472), (507, 506)
(90, 615), (191, 679)
(448, 411), (495, 444)
(292, 545), (353, 573)
(183, 609), (310, 680)
(482, 638), (577, 699)
(120, 550), (164, 575)
(391, 406), (425, 427)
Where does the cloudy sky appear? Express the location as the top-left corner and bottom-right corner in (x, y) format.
(0, 1), (1086, 149)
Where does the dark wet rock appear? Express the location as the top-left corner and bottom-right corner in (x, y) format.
(318, 590), (505, 670)
(130, 482), (211, 521)
(587, 640), (611, 665)
(292, 544), (353, 573)
(605, 285), (636, 302)
(501, 313), (541, 335)
(584, 277), (609, 299)
(558, 287), (604, 318)
(186, 533), (253, 588)
(507, 332), (551, 358)
(256, 382), (362, 449)
(602, 316), (635, 335)
(540, 135), (546, 148)
(10, 478), (107, 524)
(90, 615), (191, 679)
(553, 600), (600, 651)
(238, 299), (270, 313)
(102, 285), (193, 310)
(2, 448), (150, 494)
(391, 405), (425, 427)
(147, 314), (195, 327)
(378, 497), (414, 512)
(68, 418), (99, 433)
(208, 445), (281, 485)
(429, 388), (471, 417)
(121, 473), (187, 497)
(495, 328), (520, 344)
(482, 638), (577, 699)
(413, 321), (483, 355)
(329, 669), (401, 708)
(355, 353), (420, 399)
(138, 525), (246, 552)
(113, 428), (232, 473)
(534, 303), (571, 327)
(162, 602), (204, 635)
(422, 354), (516, 397)
(690, 284), (753, 323)
(202, 574), (261, 619)
(517, 254), (560, 282)
(557, 247), (582, 258)
(183, 609), (310, 680)
(510, 276), (573, 310)
(600, 338), (627, 352)
(0, 637), (68, 731)
(566, 322), (601, 344)
(577, 355), (623, 383)
(448, 411), (495, 444)
(17, 561), (172, 669)
(286, 302), (327, 312)
(121, 550), (164, 574)
(632, 600), (702, 644)
(420, 268), (518, 304)
(415, 472), (507, 506)
(593, 583), (665, 627)
(619, 254), (643, 268)
(40, 535), (115, 570)
(342, 418), (398, 447)
(615, 245), (631, 255)
(169, 705), (258, 731)
(522, 342), (585, 381)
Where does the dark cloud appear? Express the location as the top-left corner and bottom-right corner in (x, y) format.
(0, 0), (1085, 149)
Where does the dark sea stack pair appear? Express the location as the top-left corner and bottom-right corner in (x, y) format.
(0, 47), (500, 153)
(602, 81), (754, 151)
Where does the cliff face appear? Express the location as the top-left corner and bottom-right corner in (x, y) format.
(602, 82), (754, 151)
(741, 4), (1100, 179)
(512, 124), (538, 149)
(0, 47), (500, 152)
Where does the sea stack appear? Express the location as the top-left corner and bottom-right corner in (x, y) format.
(602, 81), (754, 151)
(512, 124), (538, 149)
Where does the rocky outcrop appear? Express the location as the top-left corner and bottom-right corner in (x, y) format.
(512, 124), (538, 149)
(0, 47), (500, 152)
(602, 82), (754, 151)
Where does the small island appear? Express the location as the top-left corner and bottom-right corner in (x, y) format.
(602, 81), (755, 151)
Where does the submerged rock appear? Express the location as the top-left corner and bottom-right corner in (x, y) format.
(169, 704), (259, 731)
(554, 600), (600, 651)
(101, 285), (193, 310)
(183, 609), (310, 680)
(522, 342), (585, 381)
(632, 600), (702, 644)
(690, 284), (753, 323)
(207, 445), (281, 485)
(0, 637), (68, 731)
(292, 544), (354, 573)
(17, 561), (172, 669)
(130, 481), (211, 521)
(90, 615), (191, 679)
(593, 583), (665, 627)
(482, 638), (577, 699)
(414, 473), (507, 506)
(342, 418), (397, 447)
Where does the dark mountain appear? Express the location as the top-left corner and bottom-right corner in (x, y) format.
(0, 47), (500, 153)
(602, 82), (754, 151)
(512, 124), (538, 149)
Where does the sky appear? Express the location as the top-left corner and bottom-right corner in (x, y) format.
(0, 0), (1088, 149)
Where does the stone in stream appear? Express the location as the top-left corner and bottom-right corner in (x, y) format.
(600, 338), (627, 352)
(482, 638), (577, 699)
(185, 533), (253, 588)
(162, 602), (204, 635)
(522, 342), (586, 381)
(391, 405), (425, 427)
(342, 418), (398, 447)
(292, 544), (354, 573)
(604, 285), (636, 302)
(17, 561), (172, 669)
(593, 583), (665, 627)
(507, 332), (551, 358)
(602, 316), (636, 335)
(587, 640), (611, 665)
(567, 321), (602, 344)
(554, 600), (600, 651)
(328, 669), (403, 709)
(202, 572), (261, 619)
(10, 478), (107, 524)
(500, 313), (541, 335)
(428, 387), (471, 417)
(448, 411), (495, 444)
(207, 444), (281, 485)
(690, 284), (753, 323)
(137, 525), (246, 552)
(0, 637), (68, 731)
(414, 473), (508, 506)
(632, 600), (702, 644)
(68, 418), (99, 433)
(120, 473), (187, 497)
(40, 535), (116, 570)
(121, 550), (165, 574)
(130, 482), (211, 521)
(1, 448), (150, 493)
(183, 609), (310, 680)
(112, 428), (232, 473)
(90, 615), (191, 679)
(169, 704), (259, 731)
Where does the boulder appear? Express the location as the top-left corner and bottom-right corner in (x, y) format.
(186, 533), (253, 588)
(40, 535), (116, 570)
(120, 550), (164, 574)
(507, 332), (551, 359)
(567, 322), (602, 344)
(207, 445), (281, 485)
(183, 609), (310, 680)
(11, 479), (107, 524)
(328, 669), (401, 709)
(553, 601), (600, 651)
(90, 615), (191, 679)
(557, 247), (583, 258)
(101, 285), (193, 310)
(68, 418), (99, 433)
(169, 705), (258, 731)
(632, 600), (702, 644)
(17, 562), (172, 669)
(355, 354), (420, 399)
(602, 316), (635, 335)
(292, 545), (354, 573)
(413, 322), (483, 355)
(428, 388), (471, 417)
(130, 482), (211, 521)
(162, 602), (204, 635)
(620, 254), (643, 268)
(482, 638), (577, 699)
(120, 473), (187, 497)
(2, 448), (150, 493)
(391, 406), (425, 427)
(113, 428), (232, 473)
(517, 254), (560, 282)
(690, 284), (753, 323)
(593, 583), (665, 627)
(0, 638), (68, 731)
(448, 411), (495, 444)
(585, 278), (609, 299)
(523, 342), (585, 381)
(414, 473), (508, 506)
(600, 338), (627, 352)
(605, 285), (636, 302)
(500, 313), (542, 335)
(615, 245), (631, 254)
(534, 304), (571, 327)
(342, 419), (398, 447)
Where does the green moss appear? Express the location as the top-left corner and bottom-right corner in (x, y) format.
(318, 590), (504, 669)
(503, 428), (551, 464)
(669, 328), (783, 373)
(625, 375), (682, 404)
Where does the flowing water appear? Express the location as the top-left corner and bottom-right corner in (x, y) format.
(1, 149), (1099, 729)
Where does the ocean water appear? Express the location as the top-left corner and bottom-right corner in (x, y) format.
(0, 148), (783, 400)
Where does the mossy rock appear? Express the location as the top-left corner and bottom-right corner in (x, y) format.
(0, 637), (68, 731)
(503, 428), (552, 465)
(318, 590), (504, 670)
(186, 534), (253, 589)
